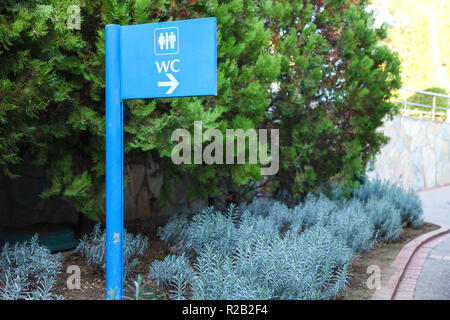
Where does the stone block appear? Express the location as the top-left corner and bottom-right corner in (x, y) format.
(124, 187), (137, 221)
(158, 203), (186, 224)
(146, 158), (160, 175)
(147, 172), (163, 198)
(126, 164), (145, 198)
(170, 177), (187, 205)
(368, 115), (450, 191)
(393, 116), (401, 134)
(411, 149), (422, 169)
(189, 198), (206, 211)
(436, 161), (450, 187)
(403, 118), (420, 137)
(136, 188), (151, 219)
(412, 165), (425, 191)
(422, 146), (436, 188)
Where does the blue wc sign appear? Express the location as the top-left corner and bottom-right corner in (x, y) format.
(105, 17), (217, 299)
(119, 17), (217, 99)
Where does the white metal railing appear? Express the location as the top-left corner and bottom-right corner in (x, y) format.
(393, 87), (450, 122)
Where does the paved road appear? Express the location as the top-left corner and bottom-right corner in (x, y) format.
(417, 185), (450, 227)
(414, 185), (450, 300)
(414, 236), (450, 299)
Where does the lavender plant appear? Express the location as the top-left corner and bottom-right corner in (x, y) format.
(76, 223), (148, 279)
(316, 199), (375, 252)
(0, 235), (62, 300)
(353, 178), (424, 227)
(149, 253), (195, 288)
(365, 197), (403, 241)
(27, 276), (62, 300)
(151, 204), (352, 300)
(150, 180), (423, 300)
(123, 274), (164, 300)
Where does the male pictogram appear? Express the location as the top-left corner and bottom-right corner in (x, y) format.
(168, 31), (176, 49)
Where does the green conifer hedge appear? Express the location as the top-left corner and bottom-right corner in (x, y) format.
(0, 0), (401, 220)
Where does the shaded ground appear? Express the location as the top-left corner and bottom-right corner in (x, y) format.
(55, 224), (170, 300)
(339, 222), (439, 300)
(418, 185), (450, 227)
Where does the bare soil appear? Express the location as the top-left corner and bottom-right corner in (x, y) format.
(338, 222), (439, 300)
(55, 223), (169, 300)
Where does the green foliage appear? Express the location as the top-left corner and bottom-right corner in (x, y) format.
(0, 0), (280, 219)
(406, 87), (449, 120)
(409, 87), (448, 108)
(265, 0), (401, 199)
(0, 1), (401, 219)
(124, 274), (165, 300)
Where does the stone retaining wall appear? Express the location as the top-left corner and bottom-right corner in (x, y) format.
(122, 158), (206, 225)
(367, 116), (450, 191)
(0, 156), (206, 229)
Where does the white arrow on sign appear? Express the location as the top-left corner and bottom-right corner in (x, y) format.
(158, 73), (179, 94)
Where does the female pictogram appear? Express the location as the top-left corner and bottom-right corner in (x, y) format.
(158, 31), (177, 50)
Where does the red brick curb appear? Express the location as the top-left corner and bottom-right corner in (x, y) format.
(415, 184), (450, 193)
(371, 225), (450, 300)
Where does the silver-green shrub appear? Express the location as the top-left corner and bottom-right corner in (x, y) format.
(294, 193), (339, 228)
(149, 253), (195, 299)
(0, 235), (62, 300)
(173, 225), (351, 300)
(149, 253), (195, 287)
(317, 199), (375, 252)
(76, 223), (148, 279)
(151, 179), (423, 300)
(353, 178), (424, 227)
(365, 197), (403, 241)
(123, 274), (165, 300)
(271, 195), (374, 252)
(151, 204), (353, 300)
(158, 205), (241, 257)
(156, 212), (190, 246)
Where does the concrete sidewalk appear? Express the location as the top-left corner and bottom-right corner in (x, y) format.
(417, 185), (450, 227)
(414, 185), (450, 299)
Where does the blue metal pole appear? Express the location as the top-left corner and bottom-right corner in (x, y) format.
(105, 24), (123, 300)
